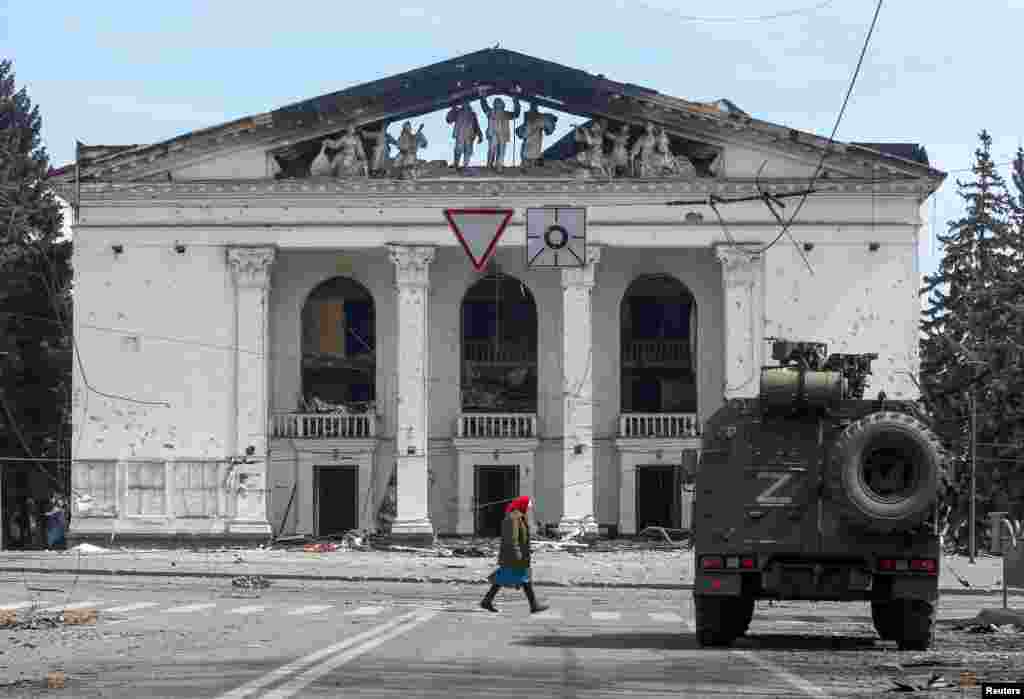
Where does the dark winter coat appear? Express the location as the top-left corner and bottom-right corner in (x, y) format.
(497, 510), (531, 570)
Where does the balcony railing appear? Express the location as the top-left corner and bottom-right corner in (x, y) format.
(457, 413), (537, 439)
(463, 340), (535, 364)
(619, 413), (700, 439)
(272, 412), (376, 439)
(622, 340), (690, 365)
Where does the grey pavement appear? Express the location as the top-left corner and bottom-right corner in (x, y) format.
(2, 575), (1023, 697)
(0, 545), (1015, 596)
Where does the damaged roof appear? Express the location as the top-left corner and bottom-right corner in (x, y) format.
(49, 47), (946, 186)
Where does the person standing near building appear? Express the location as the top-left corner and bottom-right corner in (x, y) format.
(45, 495), (67, 550)
(480, 495), (549, 614)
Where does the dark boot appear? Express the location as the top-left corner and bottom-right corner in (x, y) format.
(480, 584), (500, 612)
(523, 583), (549, 614)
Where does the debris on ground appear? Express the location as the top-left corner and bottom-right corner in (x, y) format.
(0, 613), (62, 631)
(887, 673), (955, 692)
(62, 608), (97, 625)
(951, 608), (1024, 633)
(303, 543), (338, 553)
(231, 575), (270, 589)
(637, 527), (691, 547)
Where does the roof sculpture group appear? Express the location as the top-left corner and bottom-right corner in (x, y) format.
(302, 87), (714, 181)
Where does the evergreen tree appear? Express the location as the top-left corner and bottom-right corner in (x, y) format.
(0, 59), (73, 503)
(920, 131), (1024, 548)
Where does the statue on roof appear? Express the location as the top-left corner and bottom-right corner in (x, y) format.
(630, 122), (658, 177)
(479, 92), (521, 170)
(606, 124), (631, 177)
(573, 119), (611, 177)
(394, 121), (428, 179)
(322, 125), (369, 177)
(361, 123), (399, 175)
(446, 99), (483, 170)
(653, 128), (697, 177)
(516, 101), (558, 169)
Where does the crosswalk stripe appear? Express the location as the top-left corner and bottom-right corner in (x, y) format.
(103, 602), (158, 614)
(165, 603), (217, 614)
(42, 601), (103, 612)
(0, 601), (34, 610)
(649, 612), (683, 623)
(288, 605), (334, 616)
(343, 606), (385, 616)
(227, 605), (266, 615)
(590, 611), (621, 621)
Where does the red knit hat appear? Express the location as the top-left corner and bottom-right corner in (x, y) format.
(505, 496), (531, 514)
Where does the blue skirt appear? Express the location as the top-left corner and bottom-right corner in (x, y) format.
(490, 567), (530, 587)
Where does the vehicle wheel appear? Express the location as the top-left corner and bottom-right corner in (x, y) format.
(892, 599), (936, 651)
(827, 411), (947, 533)
(871, 601), (895, 641)
(695, 596), (739, 647)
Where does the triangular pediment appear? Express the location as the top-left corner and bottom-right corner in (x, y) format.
(54, 48), (945, 189)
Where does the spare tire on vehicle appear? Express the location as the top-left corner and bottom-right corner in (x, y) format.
(827, 411), (947, 533)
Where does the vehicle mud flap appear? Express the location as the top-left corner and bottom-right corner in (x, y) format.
(826, 411), (947, 533)
(695, 595), (747, 648)
(871, 601), (896, 641)
(891, 599), (936, 651)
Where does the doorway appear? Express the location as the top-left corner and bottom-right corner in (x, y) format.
(475, 465), (519, 537)
(315, 465), (358, 536)
(635, 464), (681, 532)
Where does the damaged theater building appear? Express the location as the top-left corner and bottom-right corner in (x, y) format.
(48, 49), (943, 546)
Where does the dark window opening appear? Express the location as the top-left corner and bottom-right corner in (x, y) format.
(301, 277), (376, 413)
(461, 274), (538, 413)
(621, 275), (697, 414)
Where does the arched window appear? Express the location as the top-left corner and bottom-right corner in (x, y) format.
(301, 277), (375, 411)
(620, 275), (697, 413)
(460, 273), (538, 413)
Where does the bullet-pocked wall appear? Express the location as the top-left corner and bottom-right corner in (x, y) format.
(71, 235), (236, 461)
(761, 226), (922, 400)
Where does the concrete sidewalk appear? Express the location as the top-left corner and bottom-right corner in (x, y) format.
(0, 545), (1016, 595)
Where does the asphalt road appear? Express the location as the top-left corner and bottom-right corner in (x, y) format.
(1, 574), (1022, 698)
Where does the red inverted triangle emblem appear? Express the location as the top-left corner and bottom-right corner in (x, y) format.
(444, 208), (514, 272)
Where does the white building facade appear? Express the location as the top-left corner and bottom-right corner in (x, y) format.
(53, 49), (944, 545)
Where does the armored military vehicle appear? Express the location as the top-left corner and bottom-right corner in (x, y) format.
(692, 338), (947, 650)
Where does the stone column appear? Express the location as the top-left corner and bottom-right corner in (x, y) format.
(387, 245), (436, 543)
(559, 245), (601, 536)
(227, 246), (277, 536)
(714, 244), (766, 400)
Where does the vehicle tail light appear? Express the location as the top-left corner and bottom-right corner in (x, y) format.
(878, 559), (895, 570)
(702, 556), (724, 570)
(741, 557), (756, 569)
(910, 559), (937, 574)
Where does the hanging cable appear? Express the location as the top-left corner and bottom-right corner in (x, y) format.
(721, 0), (885, 257)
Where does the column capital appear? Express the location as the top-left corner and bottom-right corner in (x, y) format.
(388, 245), (436, 287)
(560, 245), (602, 289)
(227, 246), (277, 289)
(714, 243), (762, 289)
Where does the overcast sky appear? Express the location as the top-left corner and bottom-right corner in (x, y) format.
(3, 0), (1023, 282)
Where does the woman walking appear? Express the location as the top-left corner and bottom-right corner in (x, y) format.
(480, 495), (549, 614)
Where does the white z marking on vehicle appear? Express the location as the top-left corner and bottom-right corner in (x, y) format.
(755, 471), (795, 506)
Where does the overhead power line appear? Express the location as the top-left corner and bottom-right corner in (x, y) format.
(630, 0), (837, 24)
